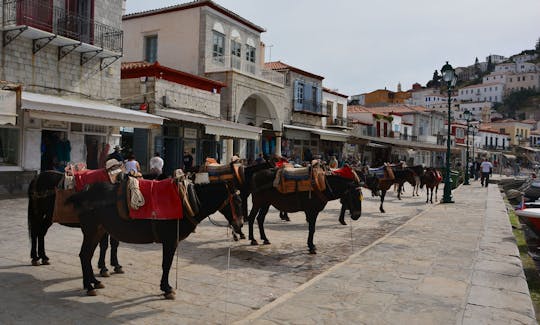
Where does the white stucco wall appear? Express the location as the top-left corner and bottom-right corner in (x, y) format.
(123, 9), (201, 75)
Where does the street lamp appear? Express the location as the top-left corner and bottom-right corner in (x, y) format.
(441, 61), (457, 203)
(463, 110), (471, 185)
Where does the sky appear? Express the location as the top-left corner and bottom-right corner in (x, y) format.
(125, 0), (540, 96)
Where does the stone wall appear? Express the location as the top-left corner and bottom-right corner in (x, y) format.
(155, 79), (221, 117)
(0, 0), (122, 101)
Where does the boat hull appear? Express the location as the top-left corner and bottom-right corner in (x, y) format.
(515, 208), (540, 236)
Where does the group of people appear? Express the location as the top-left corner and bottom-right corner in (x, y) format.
(468, 157), (493, 187)
(106, 145), (164, 178)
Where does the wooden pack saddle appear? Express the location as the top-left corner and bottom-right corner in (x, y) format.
(274, 165), (326, 194)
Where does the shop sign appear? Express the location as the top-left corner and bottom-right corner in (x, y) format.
(42, 119), (68, 129)
(184, 128), (198, 139)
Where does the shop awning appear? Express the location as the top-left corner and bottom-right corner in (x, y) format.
(155, 108), (262, 140)
(503, 154), (517, 160)
(520, 146), (540, 152)
(22, 92), (164, 128)
(284, 124), (350, 142)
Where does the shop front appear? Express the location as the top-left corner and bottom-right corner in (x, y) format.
(155, 108), (262, 166)
(22, 92), (164, 173)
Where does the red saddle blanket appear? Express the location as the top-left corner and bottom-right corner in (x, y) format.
(332, 166), (355, 180)
(129, 179), (183, 220)
(74, 169), (109, 192)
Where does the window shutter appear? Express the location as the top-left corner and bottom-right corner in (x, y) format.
(293, 80), (300, 111)
(316, 86), (322, 113)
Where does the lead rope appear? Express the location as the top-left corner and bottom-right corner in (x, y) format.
(225, 218), (232, 324)
(175, 217), (179, 290)
(349, 211), (354, 253)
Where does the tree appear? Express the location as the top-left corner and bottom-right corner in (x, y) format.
(474, 57), (481, 77)
(536, 37), (540, 55)
(426, 69), (441, 88)
(487, 56), (494, 73)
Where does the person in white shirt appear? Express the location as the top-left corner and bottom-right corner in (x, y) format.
(149, 152), (164, 176)
(480, 158), (493, 187)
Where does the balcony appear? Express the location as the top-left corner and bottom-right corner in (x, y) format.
(327, 116), (349, 128)
(2, 0), (122, 66)
(205, 55), (285, 86)
(292, 99), (325, 116)
(399, 134), (418, 142)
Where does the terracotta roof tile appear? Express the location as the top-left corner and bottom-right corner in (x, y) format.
(264, 61), (324, 80)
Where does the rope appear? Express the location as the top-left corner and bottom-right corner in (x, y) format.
(175, 217), (179, 290)
(127, 177), (145, 209)
(225, 225), (231, 324)
(349, 214), (354, 253)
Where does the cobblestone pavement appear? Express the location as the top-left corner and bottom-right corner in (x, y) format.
(0, 185), (427, 324)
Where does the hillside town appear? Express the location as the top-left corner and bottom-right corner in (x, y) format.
(0, 0), (539, 193)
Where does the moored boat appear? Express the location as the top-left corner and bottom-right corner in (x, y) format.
(515, 207), (540, 236)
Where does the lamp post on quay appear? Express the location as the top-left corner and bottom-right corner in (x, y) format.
(441, 61), (457, 203)
(463, 110), (471, 185)
(471, 123), (479, 175)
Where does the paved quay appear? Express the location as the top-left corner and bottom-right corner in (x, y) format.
(236, 179), (537, 324)
(0, 177), (536, 324)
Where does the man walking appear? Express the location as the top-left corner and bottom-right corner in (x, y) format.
(480, 158), (493, 187)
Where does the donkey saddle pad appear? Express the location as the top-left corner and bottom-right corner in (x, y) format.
(74, 169), (110, 192)
(129, 179), (183, 220)
(206, 164), (234, 182)
(368, 166), (394, 181)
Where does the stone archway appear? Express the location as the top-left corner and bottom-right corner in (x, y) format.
(235, 92), (283, 160)
(236, 92), (281, 131)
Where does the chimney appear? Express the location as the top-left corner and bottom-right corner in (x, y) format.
(259, 41), (266, 68)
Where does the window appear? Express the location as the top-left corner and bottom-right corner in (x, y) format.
(337, 103), (344, 118)
(231, 39), (241, 69)
(0, 127), (19, 167)
(212, 31), (225, 63)
(231, 40), (241, 58)
(246, 44), (256, 63)
(144, 35), (157, 63)
(294, 80), (304, 110)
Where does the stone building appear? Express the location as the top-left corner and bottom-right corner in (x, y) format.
(122, 0), (286, 163)
(264, 61), (349, 162)
(120, 61), (261, 173)
(0, 0), (162, 194)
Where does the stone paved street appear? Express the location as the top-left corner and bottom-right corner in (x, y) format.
(0, 180), (535, 324)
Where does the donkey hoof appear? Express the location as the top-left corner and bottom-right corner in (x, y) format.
(339, 219), (347, 225)
(87, 289), (97, 296)
(100, 269), (110, 277)
(250, 240), (258, 246)
(239, 233), (246, 240)
(41, 259), (50, 265)
(263, 240), (271, 245)
(309, 249), (317, 254)
(233, 236), (239, 242)
(31, 259), (40, 266)
(164, 292), (176, 300)
(113, 266), (124, 274)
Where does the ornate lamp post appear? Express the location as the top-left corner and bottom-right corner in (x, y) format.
(463, 110), (471, 185)
(471, 124), (478, 166)
(441, 61), (457, 203)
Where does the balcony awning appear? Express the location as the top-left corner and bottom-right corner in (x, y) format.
(155, 108), (262, 140)
(283, 124), (350, 142)
(22, 92), (163, 128)
(503, 154), (517, 160)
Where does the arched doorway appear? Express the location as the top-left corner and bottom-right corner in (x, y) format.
(236, 93), (281, 161)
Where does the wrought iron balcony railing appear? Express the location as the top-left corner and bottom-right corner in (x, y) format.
(292, 99), (324, 115)
(3, 0), (123, 53)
